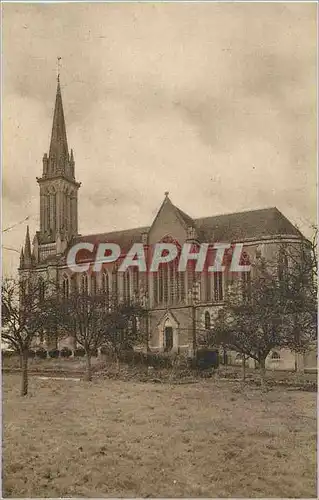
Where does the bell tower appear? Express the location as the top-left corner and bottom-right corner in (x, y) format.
(36, 76), (81, 248)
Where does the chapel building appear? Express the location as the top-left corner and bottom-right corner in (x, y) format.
(19, 78), (316, 372)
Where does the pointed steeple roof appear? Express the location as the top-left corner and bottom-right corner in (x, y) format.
(24, 225), (32, 267)
(49, 77), (69, 172)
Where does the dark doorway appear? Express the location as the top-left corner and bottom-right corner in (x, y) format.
(164, 327), (173, 352)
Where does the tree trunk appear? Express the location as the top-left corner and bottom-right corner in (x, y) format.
(115, 353), (120, 373)
(20, 350), (28, 397)
(84, 351), (92, 381)
(259, 357), (267, 391)
(242, 355), (246, 381)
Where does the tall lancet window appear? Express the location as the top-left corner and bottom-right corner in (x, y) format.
(241, 252), (251, 303)
(90, 274), (97, 295)
(64, 191), (69, 231)
(81, 273), (88, 295)
(132, 267), (139, 302)
(123, 270), (131, 303)
(112, 268), (118, 306)
(204, 311), (211, 330)
(152, 272), (158, 305)
(213, 272), (223, 302)
(46, 193), (51, 232)
(204, 270), (211, 302)
(50, 189), (56, 232)
(169, 260), (178, 304)
(62, 275), (70, 299)
(101, 270), (110, 307)
(177, 269), (186, 303)
(158, 264), (169, 304)
(187, 259), (196, 298)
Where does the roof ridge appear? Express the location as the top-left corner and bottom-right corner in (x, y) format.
(195, 206), (278, 222)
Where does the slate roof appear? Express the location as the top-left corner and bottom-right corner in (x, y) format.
(74, 226), (150, 252)
(74, 206), (303, 250)
(195, 207), (303, 242)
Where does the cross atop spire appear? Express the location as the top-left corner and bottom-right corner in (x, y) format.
(57, 56), (62, 83)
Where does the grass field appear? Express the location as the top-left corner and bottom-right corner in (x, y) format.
(2, 373), (317, 498)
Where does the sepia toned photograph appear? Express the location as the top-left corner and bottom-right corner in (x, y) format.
(1, 1), (317, 498)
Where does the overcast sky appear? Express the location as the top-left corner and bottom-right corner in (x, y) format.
(2, 2), (317, 275)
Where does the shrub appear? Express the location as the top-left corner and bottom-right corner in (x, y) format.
(1, 350), (17, 358)
(119, 350), (144, 365)
(28, 350), (36, 358)
(100, 345), (110, 355)
(74, 347), (85, 357)
(35, 347), (47, 359)
(48, 349), (60, 358)
(191, 348), (219, 370)
(145, 352), (173, 369)
(60, 347), (72, 358)
(90, 348), (98, 357)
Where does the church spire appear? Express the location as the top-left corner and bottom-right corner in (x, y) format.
(48, 77), (69, 174)
(24, 226), (32, 268)
(37, 73), (81, 247)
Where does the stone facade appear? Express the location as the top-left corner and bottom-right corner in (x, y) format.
(19, 79), (316, 373)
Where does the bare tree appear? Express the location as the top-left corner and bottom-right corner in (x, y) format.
(208, 249), (317, 389)
(57, 290), (106, 381)
(102, 302), (148, 371)
(1, 277), (58, 396)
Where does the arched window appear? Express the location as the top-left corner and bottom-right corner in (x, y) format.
(62, 275), (70, 299)
(213, 272), (223, 302)
(241, 252), (251, 303)
(163, 265), (169, 303)
(101, 271), (110, 306)
(169, 260), (179, 304)
(177, 269), (186, 303)
(132, 267), (139, 302)
(204, 269), (211, 302)
(90, 274), (97, 295)
(204, 311), (211, 330)
(158, 266), (164, 303)
(112, 268), (118, 306)
(46, 193), (51, 231)
(70, 274), (77, 295)
(187, 259), (196, 298)
(123, 270), (131, 303)
(271, 351), (281, 360)
(81, 273), (88, 295)
(50, 188), (56, 232)
(153, 271), (158, 305)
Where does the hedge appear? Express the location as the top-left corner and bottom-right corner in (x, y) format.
(35, 348), (47, 359)
(74, 347), (85, 357)
(191, 348), (220, 370)
(48, 349), (60, 358)
(60, 347), (72, 358)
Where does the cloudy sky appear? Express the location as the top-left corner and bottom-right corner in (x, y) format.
(2, 2), (317, 275)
